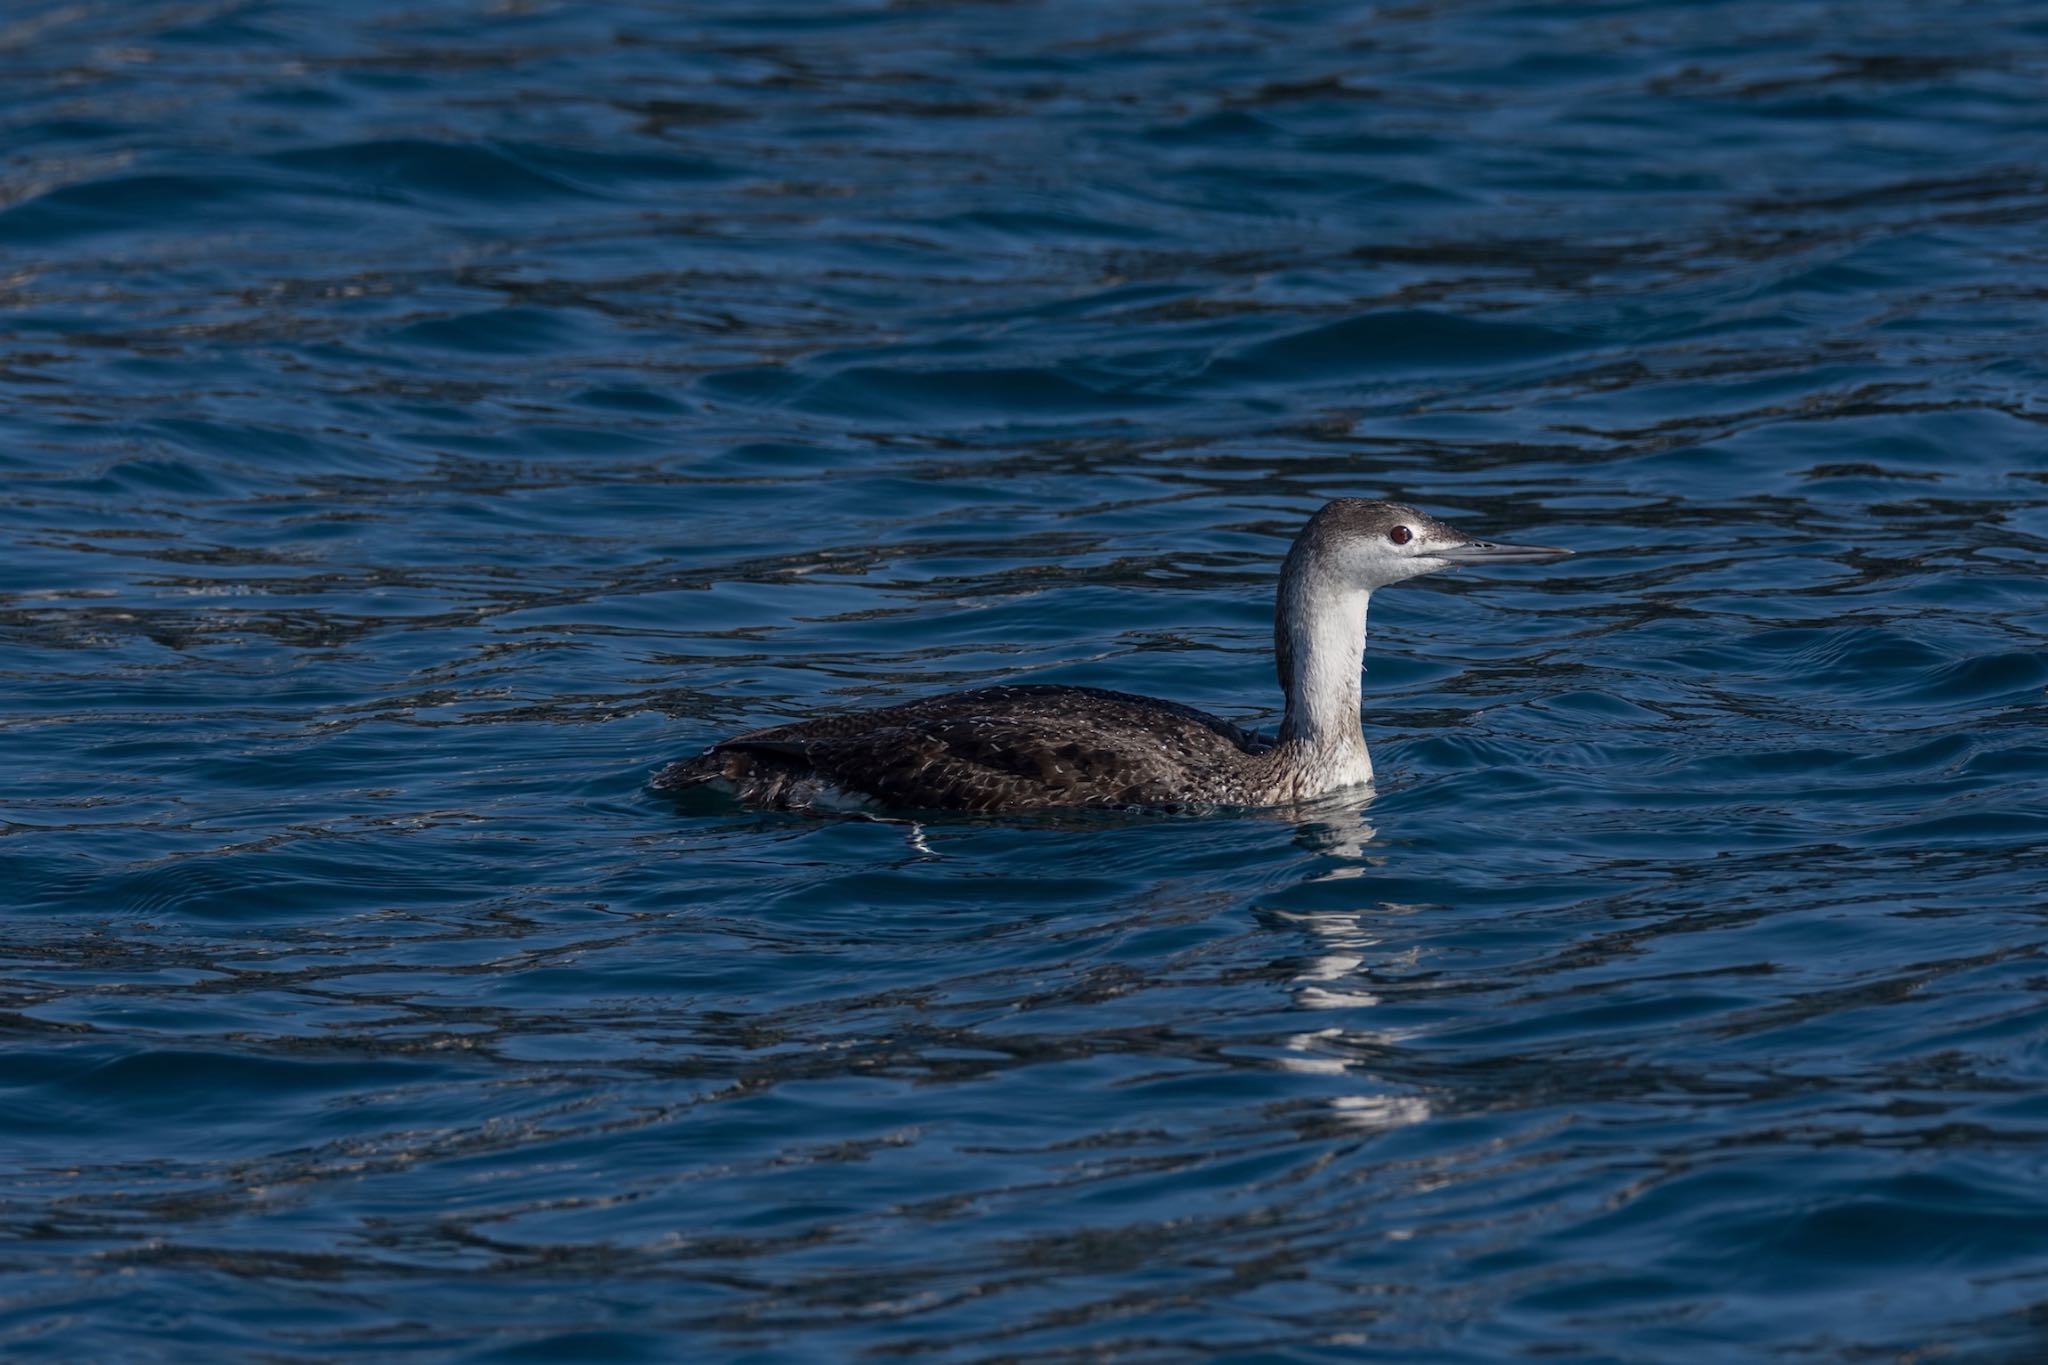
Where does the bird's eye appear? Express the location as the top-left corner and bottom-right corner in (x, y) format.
(1388, 525), (1413, 546)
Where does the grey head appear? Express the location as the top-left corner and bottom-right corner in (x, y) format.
(1274, 499), (1571, 705)
(1282, 497), (1571, 593)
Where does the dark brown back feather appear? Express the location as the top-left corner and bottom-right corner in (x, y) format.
(655, 684), (1273, 812)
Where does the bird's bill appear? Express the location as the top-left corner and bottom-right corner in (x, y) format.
(1433, 539), (1573, 564)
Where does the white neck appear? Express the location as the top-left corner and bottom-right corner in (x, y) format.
(1276, 570), (1373, 786)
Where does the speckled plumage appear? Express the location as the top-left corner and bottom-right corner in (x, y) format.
(653, 683), (1289, 812)
(654, 499), (1568, 813)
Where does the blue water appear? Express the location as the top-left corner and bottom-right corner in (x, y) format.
(4, 0), (2048, 1358)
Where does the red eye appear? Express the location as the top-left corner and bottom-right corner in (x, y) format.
(1388, 525), (1412, 545)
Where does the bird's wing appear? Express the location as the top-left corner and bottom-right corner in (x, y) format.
(724, 709), (1228, 811)
(654, 685), (1269, 812)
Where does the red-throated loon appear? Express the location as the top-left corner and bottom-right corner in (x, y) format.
(653, 499), (1570, 812)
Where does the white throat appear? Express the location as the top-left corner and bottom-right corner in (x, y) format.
(1277, 574), (1374, 790)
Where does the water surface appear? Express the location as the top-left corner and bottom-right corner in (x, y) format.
(4, 0), (2048, 1359)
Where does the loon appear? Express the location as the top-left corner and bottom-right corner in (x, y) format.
(653, 499), (1569, 813)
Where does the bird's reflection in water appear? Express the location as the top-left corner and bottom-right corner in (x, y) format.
(1271, 797), (1436, 1132)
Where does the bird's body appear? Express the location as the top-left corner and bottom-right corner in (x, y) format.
(654, 499), (1568, 814)
(666, 682), (1366, 813)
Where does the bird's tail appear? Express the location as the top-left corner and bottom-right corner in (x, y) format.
(650, 752), (724, 793)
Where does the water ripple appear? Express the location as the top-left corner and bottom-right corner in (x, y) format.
(3, 0), (2048, 1360)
